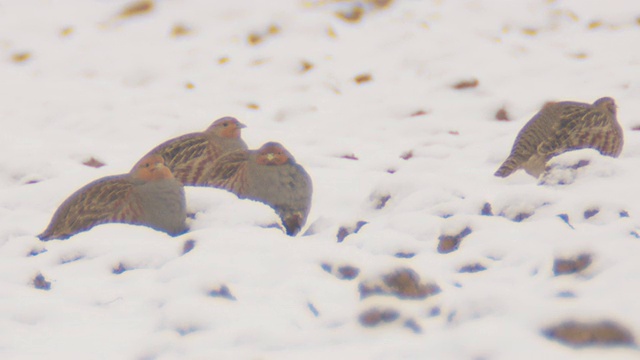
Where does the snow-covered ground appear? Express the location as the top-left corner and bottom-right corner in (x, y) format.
(1, 0), (640, 358)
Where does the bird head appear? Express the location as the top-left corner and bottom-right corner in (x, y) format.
(131, 155), (174, 181)
(594, 97), (617, 116)
(207, 116), (246, 139)
(255, 142), (292, 166)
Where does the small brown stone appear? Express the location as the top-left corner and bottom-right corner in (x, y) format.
(82, 157), (105, 168)
(336, 6), (365, 23)
(404, 318), (422, 333)
(247, 33), (263, 46)
(12, 52), (31, 63)
(588, 20), (603, 30)
(584, 208), (599, 219)
(512, 212), (532, 222)
(410, 110), (429, 117)
(368, 0), (394, 9)
(360, 268), (440, 300)
(458, 263), (487, 273)
(337, 220), (368, 242)
(400, 150), (413, 160)
(60, 27), (74, 37)
(118, 0), (154, 19)
(268, 24), (281, 35)
(340, 154), (359, 160)
(438, 227), (472, 254)
(543, 320), (635, 347)
(481, 202), (493, 216)
(354, 73), (372, 84)
(208, 285), (236, 300)
(300, 60), (314, 73)
(373, 194), (391, 210)
(337, 265), (360, 280)
(452, 78), (478, 90)
(553, 254), (592, 276)
(495, 107), (510, 121)
(171, 24), (191, 37)
(112, 262), (128, 275)
(336, 227), (350, 242)
(182, 239), (196, 254)
(359, 307), (399, 327)
(394, 252), (415, 259)
(33, 273), (51, 290)
(246, 103), (260, 110)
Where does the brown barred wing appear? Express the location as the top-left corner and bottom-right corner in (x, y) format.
(536, 104), (594, 157)
(151, 134), (217, 185)
(204, 150), (250, 195)
(38, 176), (140, 241)
(537, 104), (622, 158)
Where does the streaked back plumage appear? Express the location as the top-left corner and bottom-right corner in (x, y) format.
(495, 97), (623, 178)
(137, 117), (247, 185)
(205, 142), (313, 236)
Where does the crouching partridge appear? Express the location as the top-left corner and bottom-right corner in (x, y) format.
(136, 116), (247, 186)
(495, 97), (623, 178)
(38, 155), (187, 241)
(205, 142), (313, 236)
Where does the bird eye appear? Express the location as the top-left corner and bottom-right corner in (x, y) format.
(223, 122), (229, 127)
(144, 163), (150, 168)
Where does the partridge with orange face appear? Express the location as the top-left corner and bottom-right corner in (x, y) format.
(495, 97), (623, 178)
(137, 116), (247, 185)
(38, 155), (187, 241)
(205, 142), (313, 236)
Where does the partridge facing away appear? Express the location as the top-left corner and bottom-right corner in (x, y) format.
(205, 142), (313, 236)
(38, 155), (187, 241)
(495, 97), (623, 178)
(137, 117), (247, 186)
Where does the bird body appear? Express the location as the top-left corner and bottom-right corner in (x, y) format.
(38, 155), (187, 241)
(205, 142), (313, 236)
(495, 97), (623, 178)
(138, 117), (247, 185)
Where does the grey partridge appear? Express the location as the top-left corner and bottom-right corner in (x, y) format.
(495, 97), (623, 178)
(205, 142), (313, 236)
(38, 155), (187, 241)
(137, 116), (247, 185)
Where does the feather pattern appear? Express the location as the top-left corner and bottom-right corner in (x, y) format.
(205, 143), (313, 236)
(136, 117), (247, 186)
(38, 155), (187, 241)
(495, 97), (623, 178)
(38, 176), (141, 240)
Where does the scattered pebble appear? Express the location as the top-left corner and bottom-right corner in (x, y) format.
(182, 239), (196, 254)
(543, 320), (635, 347)
(11, 52), (31, 63)
(553, 254), (592, 276)
(171, 24), (191, 37)
(82, 157), (105, 168)
(458, 263), (487, 273)
(452, 78), (478, 90)
(354, 73), (372, 84)
(495, 107), (510, 121)
(359, 267), (440, 300)
(337, 220), (368, 242)
(208, 285), (236, 300)
(33, 273), (51, 290)
(359, 307), (399, 327)
(438, 227), (472, 254)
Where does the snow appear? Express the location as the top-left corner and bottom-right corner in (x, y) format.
(1, 0), (640, 358)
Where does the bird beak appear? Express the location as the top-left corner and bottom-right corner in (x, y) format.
(237, 122), (247, 129)
(266, 153), (275, 161)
